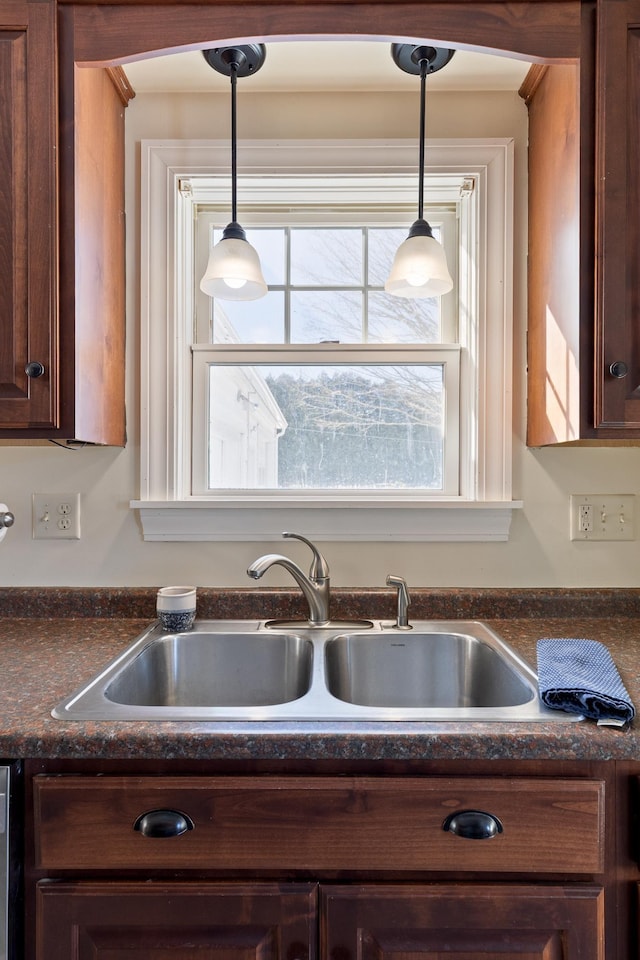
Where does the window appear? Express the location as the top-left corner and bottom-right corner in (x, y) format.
(133, 139), (520, 541)
(192, 210), (460, 497)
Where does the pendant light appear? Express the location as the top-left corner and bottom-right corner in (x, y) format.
(385, 43), (455, 299)
(200, 44), (268, 301)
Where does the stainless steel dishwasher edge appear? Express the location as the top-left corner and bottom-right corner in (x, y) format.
(0, 764), (18, 960)
(0, 766), (9, 960)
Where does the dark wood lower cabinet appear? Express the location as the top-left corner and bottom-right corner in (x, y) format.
(322, 883), (605, 960)
(36, 881), (316, 960)
(35, 879), (604, 960)
(27, 764), (617, 959)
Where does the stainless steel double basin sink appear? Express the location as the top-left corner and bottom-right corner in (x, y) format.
(52, 620), (581, 723)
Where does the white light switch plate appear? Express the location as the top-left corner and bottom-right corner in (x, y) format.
(570, 494), (635, 541)
(32, 493), (81, 540)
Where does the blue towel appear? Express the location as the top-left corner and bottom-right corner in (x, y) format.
(537, 638), (635, 724)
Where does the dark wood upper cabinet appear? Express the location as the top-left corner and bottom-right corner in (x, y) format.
(523, 58), (585, 445)
(593, 0), (640, 432)
(0, 0), (129, 444)
(0, 0), (57, 432)
(521, 0), (640, 443)
(56, 59), (130, 445)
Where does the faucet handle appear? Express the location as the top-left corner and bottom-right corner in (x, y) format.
(282, 532), (329, 580)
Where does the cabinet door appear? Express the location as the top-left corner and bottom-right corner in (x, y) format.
(594, 0), (640, 430)
(0, 0), (57, 429)
(322, 883), (604, 960)
(37, 881), (316, 960)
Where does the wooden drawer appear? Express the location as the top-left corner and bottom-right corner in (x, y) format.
(33, 775), (604, 874)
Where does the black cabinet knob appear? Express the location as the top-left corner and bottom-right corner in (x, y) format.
(133, 809), (194, 838)
(609, 361), (629, 379)
(25, 361), (45, 379)
(443, 809), (503, 840)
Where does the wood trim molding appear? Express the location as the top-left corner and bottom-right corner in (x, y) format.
(106, 65), (135, 105)
(518, 63), (548, 104)
(66, 4), (581, 67)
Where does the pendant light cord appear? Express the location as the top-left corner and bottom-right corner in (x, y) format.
(230, 62), (238, 224)
(418, 58), (428, 222)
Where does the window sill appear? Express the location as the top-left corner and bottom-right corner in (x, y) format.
(130, 499), (523, 542)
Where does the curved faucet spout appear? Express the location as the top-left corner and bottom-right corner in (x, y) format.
(247, 554), (303, 582)
(247, 538), (331, 625)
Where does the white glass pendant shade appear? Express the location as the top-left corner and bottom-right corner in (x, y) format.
(385, 220), (453, 298)
(200, 225), (267, 301)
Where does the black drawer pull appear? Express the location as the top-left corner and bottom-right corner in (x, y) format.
(133, 809), (194, 838)
(609, 361), (629, 379)
(25, 361), (45, 378)
(443, 809), (503, 840)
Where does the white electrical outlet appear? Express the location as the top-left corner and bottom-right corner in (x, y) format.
(570, 494), (635, 541)
(32, 493), (81, 540)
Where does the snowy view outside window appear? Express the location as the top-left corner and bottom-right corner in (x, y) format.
(201, 223), (457, 493)
(208, 364), (444, 491)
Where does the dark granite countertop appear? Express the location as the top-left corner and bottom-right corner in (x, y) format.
(1, 590), (640, 761)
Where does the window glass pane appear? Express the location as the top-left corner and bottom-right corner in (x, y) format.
(290, 229), (363, 285)
(207, 364), (444, 491)
(367, 292), (440, 343)
(213, 227), (286, 285)
(213, 293), (285, 343)
(204, 223), (449, 345)
(367, 227), (408, 286)
(290, 291), (362, 343)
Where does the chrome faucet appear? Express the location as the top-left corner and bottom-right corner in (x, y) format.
(386, 574), (412, 630)
(247, 532), (330, 626)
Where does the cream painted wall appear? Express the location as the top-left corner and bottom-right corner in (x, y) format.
(1, 87), (640, 588)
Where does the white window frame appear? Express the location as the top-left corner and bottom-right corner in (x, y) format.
(132, 139), (522, 541)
